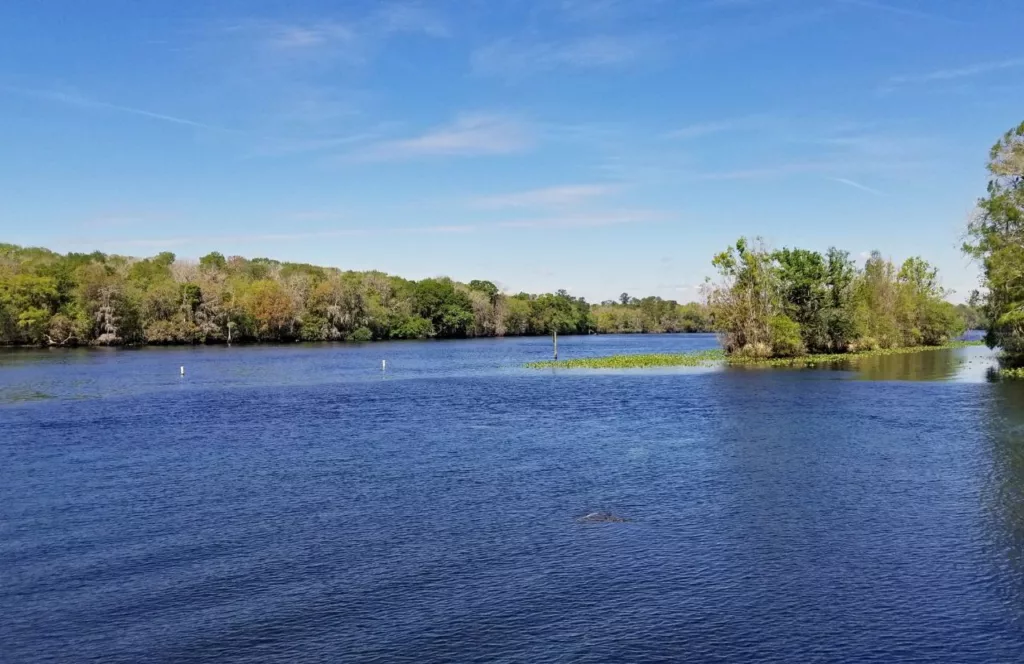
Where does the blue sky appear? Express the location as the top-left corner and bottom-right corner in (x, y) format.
(1, 0), (1022, 303)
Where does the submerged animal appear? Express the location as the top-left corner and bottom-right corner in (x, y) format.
(576, 511), (630, 523)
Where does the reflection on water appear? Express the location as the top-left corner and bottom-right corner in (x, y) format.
(847, 345), (1000, 382)
(850, 348), (964, 381)
(720, 345), (999, 383)
(982, 382), (1024, 594)
(835, 348), (971, 381)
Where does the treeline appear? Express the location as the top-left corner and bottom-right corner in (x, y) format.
(592, 293), (711, 333)
(0, 244), (710, 346)
(964, 120), (1024, 368)
(706, 238), (965, 358)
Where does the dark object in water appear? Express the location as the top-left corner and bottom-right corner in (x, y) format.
(577, 511), (629, 523)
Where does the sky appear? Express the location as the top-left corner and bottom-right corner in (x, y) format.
(1, 0), (1022, 303)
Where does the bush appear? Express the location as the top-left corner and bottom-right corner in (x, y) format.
(346, 326), (373, 343)
(391, 316), (433, 339)
(769, 315), (805, 357)
(849, 336), (880, 352)
(735, 342), (773, 359)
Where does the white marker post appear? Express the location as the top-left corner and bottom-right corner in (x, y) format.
(180, 366), (185, 377)
(382, 359), (386, 372)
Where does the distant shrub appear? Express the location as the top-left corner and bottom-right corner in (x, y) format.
(736, 342), (773, 359)
(850, 336), (880, 352)
(391, 316), (434, 339)
(346, 326), (373, 343)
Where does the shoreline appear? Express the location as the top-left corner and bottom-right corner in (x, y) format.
(0, 331), (720, 353)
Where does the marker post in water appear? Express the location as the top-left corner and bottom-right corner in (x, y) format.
(553, 330), (558, 361)
(180, 366), (185, 377)
(382, 359), (386, 372)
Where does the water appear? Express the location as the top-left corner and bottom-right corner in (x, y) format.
(3, 335), (1024, 663)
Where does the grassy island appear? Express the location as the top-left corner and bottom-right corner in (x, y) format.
(527, 341), (985, 370)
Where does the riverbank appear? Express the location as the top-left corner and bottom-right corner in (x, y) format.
(526, 341), (987, 369)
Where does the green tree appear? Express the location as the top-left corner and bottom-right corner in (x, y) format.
(708, 237), (783, 356)
(964, 120), (1024, 364)
(414, 278), (474, 337)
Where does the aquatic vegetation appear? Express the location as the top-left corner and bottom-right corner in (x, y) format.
(527, 349), (725, 369)
(726, 341), (984, 367)
(999, 367), (1024, 379)
(528, 342), (984, 370)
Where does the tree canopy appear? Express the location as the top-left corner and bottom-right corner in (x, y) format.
(706, 239), (964, 359)
(964, 120), (1024, 365)
(0, 244), (709, 346)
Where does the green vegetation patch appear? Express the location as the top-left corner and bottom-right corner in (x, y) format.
(528, 341), (984, 370)
(998, 367), (1024, 379)
(726, 341), (985, 367)
(527, 349), (725, 369)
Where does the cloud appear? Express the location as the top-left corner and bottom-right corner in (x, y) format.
(496, 209), (668, 229)
(61, 210), (663, 251)
(471, 184), (620, 209)
(887, 57), (1024, 85)
(693, 155), (926, 181)
(225, 5), (448, 66)
(558, 0), (634, 22)
(835, 0), (962, 24)
(695, 161), (827, 180)
(471, 35), (655, 77)
(829, 177), (884, 196)
(667, 115), (769, 139)
(262, 22), (355, 50)
(1, 86), (223, 131)
(355, 114), (534, 159)
(247, 132), (378, 156)
(374, 2), (450, 37)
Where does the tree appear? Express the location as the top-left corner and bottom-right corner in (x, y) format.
(709, 238), (961, 359)
(199, 251), (227, 272)
(413, 278), (474, 337)
(774, 248), (828, 351)
(824, 248), (857, 351)
(707, 237), (785, 357)
(468, 279), (499, 301)
(242, 279), (296, 340)
(964, 120), (1024, 364)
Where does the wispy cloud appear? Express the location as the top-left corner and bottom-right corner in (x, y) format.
(224, 5), (449, 66)
(696, 161), (827, 180)
(471, 184), (620, 209)
(63, 210), (663, 251)
(558, 0), (632, 22)
(887, 57), (1024, 85)
(247, 133), (378, 157)
(374, 2), (450, 38)
(355, 114), (535, 160)
(1, 86), (223, 131)
(667, 115), (769, 139)
(497, 209), (668, 229)
(694, 156), (927, 181)
(829, 177), (884, 196)
(471, 35), (656, 77)
(261, 21), (355, 51)
(68, 229), (372, 250)
(835, 0), (962, 24)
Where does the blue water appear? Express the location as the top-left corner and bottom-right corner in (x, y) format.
(3, 335), (1024, 662)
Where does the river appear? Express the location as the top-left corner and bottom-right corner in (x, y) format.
(2, 334), (1023, 662)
